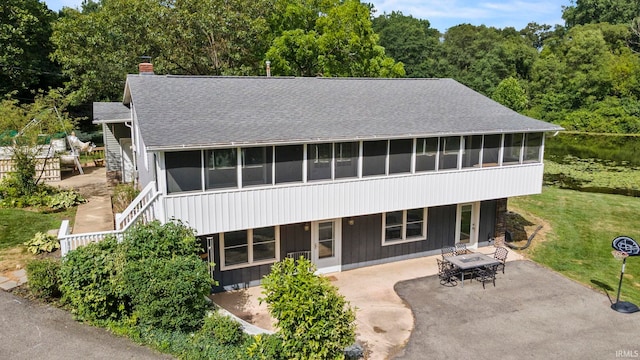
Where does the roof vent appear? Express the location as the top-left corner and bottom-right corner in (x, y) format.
(139, 62), (154, 75)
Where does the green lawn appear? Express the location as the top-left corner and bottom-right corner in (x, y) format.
(509, 186), (640, 305)
(0, 208), (75, 249)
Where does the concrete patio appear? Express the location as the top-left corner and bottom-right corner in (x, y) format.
(211, 246), (525, 360)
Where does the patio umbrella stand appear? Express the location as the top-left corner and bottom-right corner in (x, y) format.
(610, 236), (640, 314)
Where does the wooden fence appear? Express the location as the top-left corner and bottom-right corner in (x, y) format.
(0, 157), (61, 183)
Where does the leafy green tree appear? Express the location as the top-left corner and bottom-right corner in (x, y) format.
(51, 0), (165, 104)
(562, 0), (640, 28)
(157, 0), (273, 76)
(492, 77), (528, 112)
(266, 0), (404, 77)
(0, 0), (59, 97)
(372, 11), (441, 77)
(261, 257), (356, 360)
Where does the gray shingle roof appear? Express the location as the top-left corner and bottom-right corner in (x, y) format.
(122, 75), (563, 150)
(93, 102), (130, 123)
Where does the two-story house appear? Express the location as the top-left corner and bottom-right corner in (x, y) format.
(93, 65), (562, 291)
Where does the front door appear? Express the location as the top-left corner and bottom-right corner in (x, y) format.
(312, 220), (342, 274)
(456, 203), (479, 248)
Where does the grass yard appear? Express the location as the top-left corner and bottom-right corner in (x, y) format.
(0, 207), (75, 272)
(509, 186), (640, 306)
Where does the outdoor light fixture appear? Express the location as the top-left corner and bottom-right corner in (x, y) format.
(348, 218), (355, 226)
(304, 223), (310, 232)
(610, 236), (640, 313)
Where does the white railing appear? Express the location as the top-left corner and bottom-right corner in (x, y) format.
(59, 182), (162, 256)
(115, 182), (161, 230)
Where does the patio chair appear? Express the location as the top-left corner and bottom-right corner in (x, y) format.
(493, 247), (508, 274)
(455, 243), (472, 255)
(441, 246), (456, 259)
(437, 258), (459, 287)
(474, 264), (498, 289)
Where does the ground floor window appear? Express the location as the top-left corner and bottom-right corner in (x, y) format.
(382, 208), (427, 245)
(220, 226), (279, 270)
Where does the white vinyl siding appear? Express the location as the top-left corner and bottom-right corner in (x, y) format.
(163, 163), (544, 235)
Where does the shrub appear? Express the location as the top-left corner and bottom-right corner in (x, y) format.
(58, 237), (128, 322)
(122, 255), (213, 332)
(199, 311), (244, 345)
(24, 231), (60, 254)
(120, 220), (202, 262)
(26, 258), (62, 299)
(246, 333), (284, 360)
(261, 258), (356, 360)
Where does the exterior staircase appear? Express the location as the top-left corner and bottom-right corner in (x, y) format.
(58, 181), (162, 256)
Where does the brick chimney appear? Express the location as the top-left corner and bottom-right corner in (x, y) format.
(139, 62), (154, 75)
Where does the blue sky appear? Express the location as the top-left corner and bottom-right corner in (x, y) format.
(44, 0), (571, 33)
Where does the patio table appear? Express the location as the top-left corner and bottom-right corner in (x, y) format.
(445, 252), (500, 287)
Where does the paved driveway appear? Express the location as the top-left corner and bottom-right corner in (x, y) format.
(0, 290), (172, 360)
(394, 260), (639, 360)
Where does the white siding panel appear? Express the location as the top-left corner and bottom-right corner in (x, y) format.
(163, 164), (544, 235)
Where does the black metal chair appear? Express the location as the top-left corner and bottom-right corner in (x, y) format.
(455, 243), (472, 255)
(437, 258), (459, 287)
(441, 246), (456, 259)
(474, 264), (498, 289)
(493, 247), (508, 274)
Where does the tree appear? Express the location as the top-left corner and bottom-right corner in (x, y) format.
(51, 0), (165, 104)
(266, 0), (404, 77)
(0, 90), (75, 197)
(562, 0), (640, 28)
(261, 257), (356, 359)
(492, 77), (528, 112)
(157, 0), (273, 76)
(372, 11), (441, 77)
(0, 0), (60, 97)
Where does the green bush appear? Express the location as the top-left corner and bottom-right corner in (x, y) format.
(24, 231), (60, 254)
(26, 258), (61, 299)
(120, 220), (202, 262)
(121, 255), (213, 332)
(246, 333), (284, 360)
(199, 312), (244, 345)
(261, 257), (356, 360)
(58, 237), (128, 322)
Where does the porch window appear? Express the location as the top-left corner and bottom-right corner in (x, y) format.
(415, 137), (438, 172)
(166, 150), (202, 194)
(275, 145), (303, 184)
(382, 208), (427, 245)
(462, 135), (482, 169)
(482, 134), (501, 166)
(242, 146), (272, 187)
(503, 133), (523, 165)
(205, 148), (237, 189)
(523, 132), (543, 163)
(307, 143), (332, 181)
(388, 139), (412, 174)
(439, 136), (460, 170)
(335, 142), (358, 179)
(220, 226), (279, 270)
(362, 140), (387, 176)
